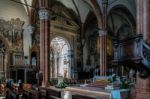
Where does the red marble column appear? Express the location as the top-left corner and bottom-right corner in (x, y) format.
(136, 0), (150, 98)
(39, 0), (50, 86)
(143, 0), (150, 44)
(137, 0), (150, 43)
(135, 73), (150, 99)
(98, 0), (108, 76)
(99, 30), (107, 76)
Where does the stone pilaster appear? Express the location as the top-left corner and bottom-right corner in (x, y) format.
(99, 30), (107, 76)
(39, 9), (50, 86)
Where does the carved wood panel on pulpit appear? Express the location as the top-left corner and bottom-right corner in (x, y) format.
(113, 35), (142, 62)
(121, 40), (135, 59)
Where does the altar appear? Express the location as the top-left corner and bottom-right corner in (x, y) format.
(63, 87), (130, 99)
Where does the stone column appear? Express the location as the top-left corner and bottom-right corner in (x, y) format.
(136, 0), (150, 98)
(39, 9), (50, 86)
(99, 30), (107, 76)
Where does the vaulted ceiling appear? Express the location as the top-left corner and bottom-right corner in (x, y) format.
(50, 0), (94, 25)
(10, 0), (136, 27)
(10, 0), (136, 37)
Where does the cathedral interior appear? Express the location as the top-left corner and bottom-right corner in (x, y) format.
(0, 0), (150, 99)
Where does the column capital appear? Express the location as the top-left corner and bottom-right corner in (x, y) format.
(27, 25), (34, 34)
(98, 30), (107, 36)
(39, 9), (50, 20)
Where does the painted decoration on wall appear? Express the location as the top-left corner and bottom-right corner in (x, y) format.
(0, 18), (24, 51)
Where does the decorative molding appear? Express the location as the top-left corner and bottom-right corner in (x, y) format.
(27, 25), (34, 34)
(50, 21), (80, 36)
(30, 44), (39, 53)
(99, 30), (107, 36)
(39, 9), (50, 20)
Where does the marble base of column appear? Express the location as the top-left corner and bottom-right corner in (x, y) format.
(135, 73), (150, 99)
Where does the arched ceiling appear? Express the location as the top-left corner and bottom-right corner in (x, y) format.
(107, 6), (136, 39)
(97, 0), (136, 19)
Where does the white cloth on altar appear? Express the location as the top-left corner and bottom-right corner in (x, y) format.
(111, 90), (121, 99)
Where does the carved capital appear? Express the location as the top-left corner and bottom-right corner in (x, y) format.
(39, 9), (50, 20)
(98, 30), (107, 36)
(27, 25), (34, 34)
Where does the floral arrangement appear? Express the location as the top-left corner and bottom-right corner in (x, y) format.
(55, 82), (68, 89)
(108, 74), (117, 83)
(106, 74), (134, 90)
(120, 79), (134, 89)
(48, 79), (58, 86)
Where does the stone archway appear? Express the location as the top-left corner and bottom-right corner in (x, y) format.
(50, 36), (71, 79)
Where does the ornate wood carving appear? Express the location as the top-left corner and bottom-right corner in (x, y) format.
(113, 34), (150, 78)
(113, 35), (143, 63)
